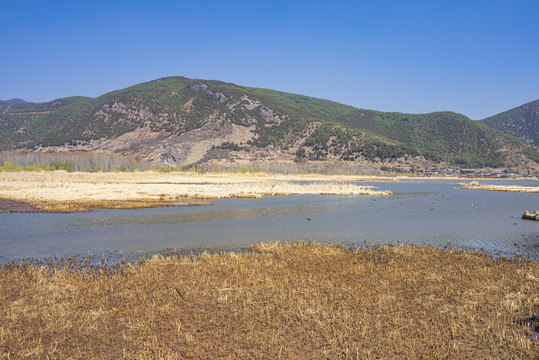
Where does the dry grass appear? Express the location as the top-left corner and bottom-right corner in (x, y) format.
(0, 171), (391, 212)
(459, 181), (539, 193)
(1, 242), (537, 359)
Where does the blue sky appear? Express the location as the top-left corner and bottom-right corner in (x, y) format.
(1, 0), (538, 119)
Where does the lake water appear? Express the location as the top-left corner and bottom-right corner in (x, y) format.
(1, 179), (538, 262)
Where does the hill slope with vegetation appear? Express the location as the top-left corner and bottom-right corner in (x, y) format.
(1, 77), (537, 170)
(249, 87), (536, 168)
(481, 99), (539, 146)
(0, 96), (91, 149)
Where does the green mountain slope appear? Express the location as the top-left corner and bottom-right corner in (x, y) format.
(334, 111), (523, 168)
(0, 96), (90, 148)
(249, 88), (532, 168)
(481, 99), (539, 146)
(1, 77), (537, 169)
(4, 77), (415, 162)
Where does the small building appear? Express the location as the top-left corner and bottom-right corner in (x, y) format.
(460, 169), (477, 177)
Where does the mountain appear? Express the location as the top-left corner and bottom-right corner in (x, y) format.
(0, 77), (537, 170)
(481, 99), (539, 146)
(252, 87), (528, 168)
(0, 96), (91, 149)
(5, 98), (26, 105)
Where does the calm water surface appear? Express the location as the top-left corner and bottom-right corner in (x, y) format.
(1, 179), (538, 262)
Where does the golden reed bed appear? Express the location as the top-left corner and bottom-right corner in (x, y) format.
(0, 171), (391, 212)
(459, 181), (539, 193)
(0, 242), (537, 359)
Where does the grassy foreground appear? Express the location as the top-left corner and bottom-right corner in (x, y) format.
(1, 242), (538, 359)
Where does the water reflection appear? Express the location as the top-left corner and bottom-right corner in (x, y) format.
(72, 199), (361, 228)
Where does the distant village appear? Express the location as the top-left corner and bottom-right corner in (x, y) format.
(423, 168), (539, 179)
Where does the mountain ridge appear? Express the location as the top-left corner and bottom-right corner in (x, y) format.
(4, 98), (26, 105)
(1, 76), (537, 171)
(480, 99), (539, 146)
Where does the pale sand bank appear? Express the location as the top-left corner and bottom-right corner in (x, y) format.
(0, 171), (392, 212)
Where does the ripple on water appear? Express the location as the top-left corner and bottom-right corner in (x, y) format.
(1, 182), (538, 261)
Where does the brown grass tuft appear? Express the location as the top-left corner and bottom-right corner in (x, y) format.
(1, 243), (538, 359)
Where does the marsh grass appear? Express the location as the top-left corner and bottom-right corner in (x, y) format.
(0, 172), (391, 212)
(459, 181), (539, 193)
(1, 242), (537, 359)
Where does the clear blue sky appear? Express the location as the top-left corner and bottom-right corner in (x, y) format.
(1, 0), (538, 119)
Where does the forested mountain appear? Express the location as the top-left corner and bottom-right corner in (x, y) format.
(1, 77), (537, 170)
(481, 99), (539, 146)
(251, 88), (529, 168)
(4, 98), (26, 105)
(0, 96), (91, 149)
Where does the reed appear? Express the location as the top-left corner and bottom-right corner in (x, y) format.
(0, 172), (391, 212)
(1, 243), (537, 359)
(459, 181), (539, 193)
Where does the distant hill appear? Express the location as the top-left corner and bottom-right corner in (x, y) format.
(0, 77), (537, 170)
(247, 88), (535, 168)
(5, 98), (26, 105)
(0, 96), (91, 149)
(481, 99), (539, 146)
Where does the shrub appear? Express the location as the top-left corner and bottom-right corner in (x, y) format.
(0, 160), (15, 171)
(114, 166), (129, 172)
(24, 164), (41, 172)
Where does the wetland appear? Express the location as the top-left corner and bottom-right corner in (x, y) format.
(0, 171), (538, 359)
(0, 173), (537, 261)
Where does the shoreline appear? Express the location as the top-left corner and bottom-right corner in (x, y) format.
(0, 197), (207, 213)
(0, 198), (41, 213)
(0, 171), (537, 213)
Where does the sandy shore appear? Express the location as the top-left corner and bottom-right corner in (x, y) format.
(0, 171), (392, 212)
